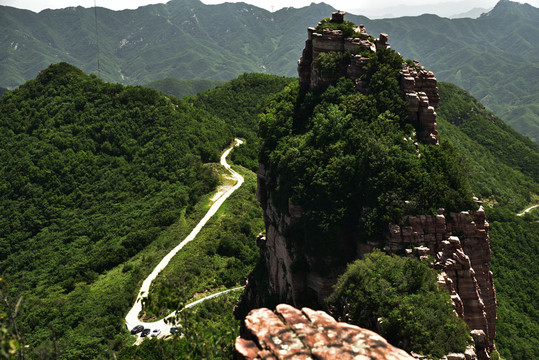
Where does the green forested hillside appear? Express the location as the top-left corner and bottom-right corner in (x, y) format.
(187, 73), (294, 172)
(0, 62), (231, 357)
(145, 78), (225, 99)
(0, 0), (333, 87)
(436, 82), (538, 209)
(0, 59), (537, 359)
(0, 63), (288, 358)
(435, 82), (539, 359)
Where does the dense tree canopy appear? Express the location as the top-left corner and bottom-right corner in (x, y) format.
(259, 48), (475, 249)
(0, 62), (230, 293)
(0, 58), (536, 359)
(0, 64), (291, 358)
(328, 250), (470, 357)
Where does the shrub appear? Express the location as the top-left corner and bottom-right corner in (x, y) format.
(315, 18), (361, 38)
(313, 51), (353, 78)
(327, 250), (470, 357)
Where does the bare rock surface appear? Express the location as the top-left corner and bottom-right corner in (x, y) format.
(387, 206), (496, 359)
(235, 304), (415, 360)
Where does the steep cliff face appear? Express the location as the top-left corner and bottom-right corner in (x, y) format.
(252, 163), (357, 307)
(388, 208), (497, 354)
(239, 11), (496, 359)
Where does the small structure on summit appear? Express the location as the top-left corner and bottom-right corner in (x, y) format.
(297, 11), (439, 144)
(297, 11), (377, 91)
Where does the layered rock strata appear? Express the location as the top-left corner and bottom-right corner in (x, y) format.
(247, 176), (497, 357)
(387, 207), (496, 358)
(235, 303), (415, 360)
(401, 62), (440, 144)
(239, 11), (495, 360)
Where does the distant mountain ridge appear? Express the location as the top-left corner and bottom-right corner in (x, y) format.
(450, 7), (490, 18)
(1, 0), (538, 141)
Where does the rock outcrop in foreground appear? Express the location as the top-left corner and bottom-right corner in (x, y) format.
(235, 304), (415, 360)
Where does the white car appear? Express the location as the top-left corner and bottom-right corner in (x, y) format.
(151, 329), (161, 337)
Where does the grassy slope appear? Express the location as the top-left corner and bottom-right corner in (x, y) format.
(140, 166), (262, 320)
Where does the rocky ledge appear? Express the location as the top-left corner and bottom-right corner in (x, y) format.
(235, 303), (415, 360)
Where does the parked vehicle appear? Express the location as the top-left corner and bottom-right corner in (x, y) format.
(170, 327), (181, 335)
(141, 328), (151, 337)
(151, 329), (161, 337)
(130, 325), (144, 335)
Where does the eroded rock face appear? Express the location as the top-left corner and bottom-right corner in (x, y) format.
(387, 207), (497, 359)
(235, 304), (415, 360)
(245, 163), (358, 309)
(401, 62), (440, 144)
(240, 170), (497, 358)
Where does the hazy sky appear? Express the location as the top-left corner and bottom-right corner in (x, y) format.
(1, 0), (538, 16)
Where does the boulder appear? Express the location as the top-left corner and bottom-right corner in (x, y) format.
(235, 304), (415, 360)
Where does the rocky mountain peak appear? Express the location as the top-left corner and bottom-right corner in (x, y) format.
(238, 12), (497, 360)
(297, 11), (439, 144)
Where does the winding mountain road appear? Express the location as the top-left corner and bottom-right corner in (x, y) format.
(517, 204), (539, 216)
(125, 139), (244, 339)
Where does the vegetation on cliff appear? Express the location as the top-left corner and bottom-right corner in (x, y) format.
(257, 39), (538, 359)
(0, 56), (537, 359)
(259, 48), (475, 247)
(315, 17), (362, 38)
(328, 250), (470, 357)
